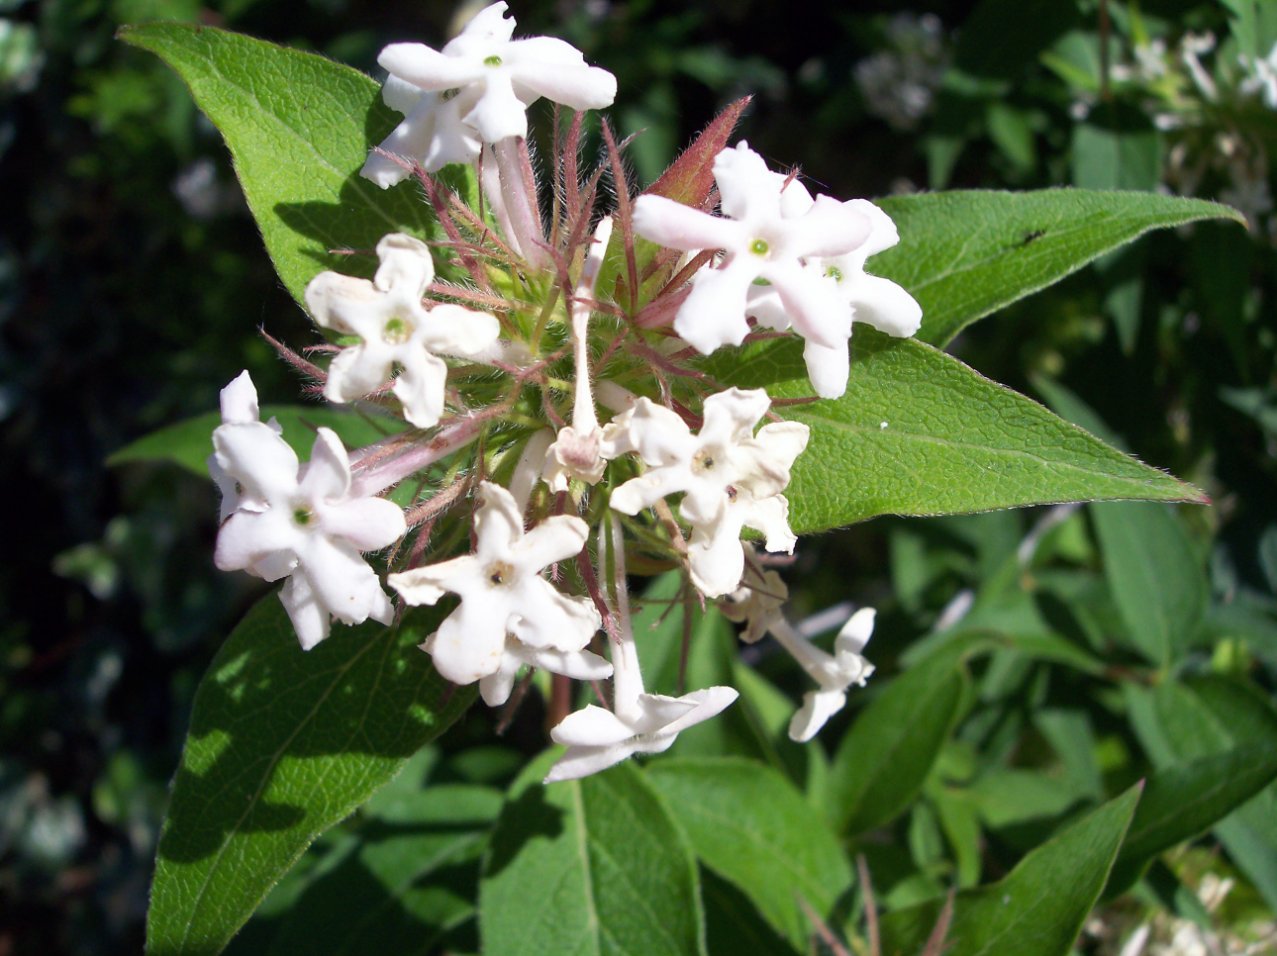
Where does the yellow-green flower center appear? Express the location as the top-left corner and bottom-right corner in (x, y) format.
(484, 55), (503, 67)
(749, 238), (770, 256)
(383, 316), (412, 344)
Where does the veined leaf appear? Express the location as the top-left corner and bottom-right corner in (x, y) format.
(480, 755), (705, 956)
(1091, 502), (1207, 666)
(718, 332), (1202, 535)
(870, 189), (1242, 346)
(119, 23), (437, 308)
(647, 758), (852, 949)
(880, 786), (1140, 956)
(108, 405), (407, 476)
(147, 598), (475, 956)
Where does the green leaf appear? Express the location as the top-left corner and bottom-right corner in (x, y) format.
(118, 23), (437, 307)
(867, 190), (1242, 346)
(480, 755), (705, 956)
(147, 598), (475, 956)
(108, 406), (407, 476)
(1091, 502), (1207, 666)
(827, 643), (971, 836)
(719, 332), (1203, 535)
(880, 786), (1140, 956)
(647, 758), (852, 949)
(1128, 676), (1277, 910)
(1108, 745), (1277, 894)
(228, 775), (501, 955)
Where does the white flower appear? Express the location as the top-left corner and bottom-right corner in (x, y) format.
(720, 561), (788, 644)
(362, 1), (617, 185)
(769, 607), (876, 742)
(304, 234), (500, 429)
(747, 198), (922, 397)
(605, 388), (808, 598)
(210, 372), (407, 650)
(1241, 42), (1277, 110)
(544, 622), (738, 783)
(388, 481), (608, 703)
(632, 141), (871, 356)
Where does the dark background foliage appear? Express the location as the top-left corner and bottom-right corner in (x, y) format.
(2, 0), (1274, 952)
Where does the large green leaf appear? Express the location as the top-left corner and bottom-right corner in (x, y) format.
(870, 190), (1242, 346)
(147, 598), (475, 956)
(480, 755), (705, 956)
(109, 406), (407, 476)
(721, 332), (1202, 535)
(1091, 502), (1207, 666)
(647, 758), (852, 949)
(827, 640), (973, 836)
(119, 23), (436, 307)
(880, 787), (1140, 956)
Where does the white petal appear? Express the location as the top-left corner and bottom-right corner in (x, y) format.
(543, 743), (635, 783)
(478, 653), (522, 706)
(374, 233), (435, 295)
(847, 274), (923, 338)
(712, 141), (781, 221)
(304, 271), (381, 338)
(790, 195), (871, 259)
(788, 689), (847, 742)
(324, 344), (395, 405)
(381, 73), (424, 115)
(674, 259), (758, 353)
(279, 574), (330, 651)
(514, 514), (590, 572)
(390, 348), (448, 428)
(632, 195), (743, 252)
(507, 37), (616, 109)
(765, 260), (850, 350)
(550, 704), (637, 746)
(423, 597), (510, 685)
(745, 284), (790, 331)
(508, 577), (600, 651)
(802, 337), (851, 399)
(378, 42), (483, 90)
(212, 421), (299, 503)
(660, 685), (739, 735)
(472, 482), (525, 561)
(845, 198), (900, 261)
(219, 371), (260, 424)
(463, 73), (528, 142)
(214, 510), (297, 575)
(687, 521), (747, 598)
(298, 429), (352, 502)
(418, 303), (501, 356)
(523, 645), (613, 681)
(743, 494), (796, 555)
(319, 496), (406, 552)
(297, 537), (392, 627)
(699, 387), (769, 448)
(836, 607), (876, 655)
(389, 554), (482, 606)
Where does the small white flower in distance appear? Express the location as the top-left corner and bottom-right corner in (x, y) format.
(211, 373), (407, 650)
(1241, 42), (1277, 110)
(631, 141), (872, 355)
(362, 1), (617, 185)
(305, 234), (500, 428)
(747, 201), (921, 399)
(544, 629), (738, 783)
(767, 607), (876, 742)
(605, 387), (809, 598)
(388, 482), (608, 699)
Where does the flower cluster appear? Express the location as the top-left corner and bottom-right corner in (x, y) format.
(207, 2), (920, 782)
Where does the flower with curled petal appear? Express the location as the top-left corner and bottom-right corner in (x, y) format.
(605, 387), (808, 598)
(362, 1), (617, 185)
(207, 369), (282, 522)
(388, 482), (609, 704)
(544, 621), (737, 783)
(305, 233), (500, 429)
(210, 372), (407, 650)
(631, 141), (871, 356)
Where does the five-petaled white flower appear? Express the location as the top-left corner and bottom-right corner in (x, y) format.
(388, 481), (609, 704)
(605, 387), (808, 598)
(211, 372), (407, 650)
(362, 1), (617, 186)
(632, 141), (870, 356)
(305, 233), (500, 429)
(544, 623), (738, 783)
